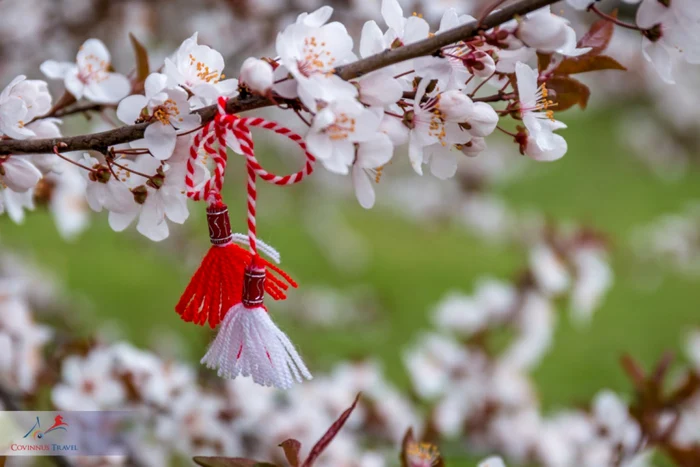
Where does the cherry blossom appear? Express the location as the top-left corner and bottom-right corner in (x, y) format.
(306, 99), (386, 175)
(164, 33), (239, 106)
(351, 133), (394, 209)
(107, 150), (189, 242)
(0, 188), (33, 223)
(0, 156), (41, 194)
(0, 75), (52, 140)
(52, 350), (126, 411)
(80, 154), (135, 214)
(381, 0), (430, 47)
(636, 0), (700, 84)
(405, 81), (498, 178)
(516, 7), (590, 56)
(41, 38), (130, 104)
(515, 62), (568, 162)
(275, 6), (357, 108)
(117, 73), (201, 160)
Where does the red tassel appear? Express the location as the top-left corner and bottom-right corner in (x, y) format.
(176, 201), (297, 329)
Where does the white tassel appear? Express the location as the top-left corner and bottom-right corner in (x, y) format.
(201, 304), (312, 389)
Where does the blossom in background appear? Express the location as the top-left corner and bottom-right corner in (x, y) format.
(0, 156), (42, 193)
(515, 62), (568, 161)
(0, 188), (34, 223)
(41, 38), (130, 104)
(117, 73), (201, 160)
(0, 75), (52, 139)
(636, 0), (700, 84)
(52, 350), (126, 411)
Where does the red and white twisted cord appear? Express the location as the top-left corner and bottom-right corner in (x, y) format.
(185, 97), (316, 254)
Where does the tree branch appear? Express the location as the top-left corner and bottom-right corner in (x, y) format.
(0, 0), (556, 156)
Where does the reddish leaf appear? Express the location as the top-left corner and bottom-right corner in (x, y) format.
(0, 457), (6, 467)
(129, 33), (150, 83)
(301, 393), (361, 467)
(556, 55), (626, 75)
(620, 354), (646, 389)
(546, 76), (590, 111)
(399, 428), (416, 467)
(537, 52), (553, 72)
(577, 14), (616, 56)
(193, 457), (278, 467)
(279, 439), (302, 467)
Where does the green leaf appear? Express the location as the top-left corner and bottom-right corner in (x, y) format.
(129, 33), (150, 83)
(193, 457), (279, 467)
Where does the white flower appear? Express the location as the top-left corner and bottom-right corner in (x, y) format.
(381, 0), (430, 47)
(25, 119), (62, 173)
(517, 7), (590, 56)
(530, 242), (570, 295)
(478, 457), (507, 467)
(163, 33), (238, 106)
(415, 9), (495, 89)
(0, 75), (52, 139)
(117, 73), (201, 160)
(276, 7), (357, 108)
(460, 137), (487, 157)
(636, 0), (700, 84)
(107, 151), (189, 242)
(52, 350), (126, 410)
(515, 62), (568, 162)
(352, 133), (394, 209)
(45, 164), (89, 240)
(80, 154), (135, 214)
(306, 99), (384, 175)
(41, 38), (130, 104)
(566, 0), (595, 9)
(0, 188), (33, 223)
(240, 57), (274, 95)
(569, 246), (613, 323)
(0, 156), (42, 193)
(406, 81), (498, 178)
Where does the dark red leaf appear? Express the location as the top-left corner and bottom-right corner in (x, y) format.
(129, 33), (150, 84)
(620, 354), (646, 389)
(279, 439), (302, 467)
(577, 14), (616, 56)
(193, 457), (278, 467)
(301, 393), (361, 467)
(399, 428), (416, 467)
(546, 76), (590, 111)
(556, 55), (626, 75)
(537, 52), (553, 72)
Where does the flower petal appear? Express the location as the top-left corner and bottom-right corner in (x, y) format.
(144, 123), (177, 160)
(116, 94), (148, 124)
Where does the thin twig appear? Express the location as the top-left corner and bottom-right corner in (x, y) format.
(0, 0), (559, 156)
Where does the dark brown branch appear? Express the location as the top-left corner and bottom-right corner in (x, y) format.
(0, 0), (557, 156)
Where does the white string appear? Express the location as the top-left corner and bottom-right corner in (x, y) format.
(230, 233), (281, 264)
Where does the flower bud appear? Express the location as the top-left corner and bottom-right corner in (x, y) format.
(240, 58), (274, 95)
(439, 91), (474, 121)
(460, 137), (487, 157)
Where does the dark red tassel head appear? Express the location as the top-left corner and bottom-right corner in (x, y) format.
(243, 258), (266, 308)
(207, 202), (233, 246)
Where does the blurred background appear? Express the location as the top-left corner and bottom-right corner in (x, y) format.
(1, 0), (700, 465)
